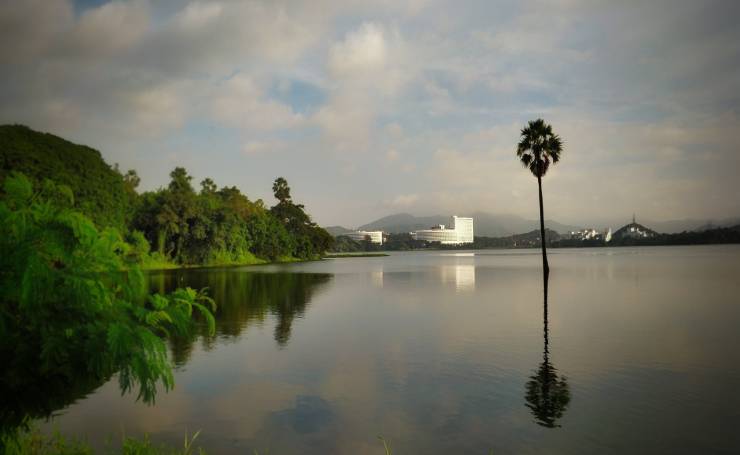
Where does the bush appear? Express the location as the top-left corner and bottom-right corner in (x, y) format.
(0, 173), (216, 434)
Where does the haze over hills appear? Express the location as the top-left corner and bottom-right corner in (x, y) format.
(327, 213), (740, 237)
(324, 226), (355, 236)
(355, 212), (583, 237)
(639, 217), (740, 234)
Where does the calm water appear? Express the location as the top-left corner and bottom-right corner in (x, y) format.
(41, 246), (740, 454)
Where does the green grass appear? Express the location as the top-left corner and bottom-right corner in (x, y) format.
(2, 427), (416, 454)
(139, 253), (318, 271)
(1, 427), (206, 455)
(204, 250), (267, 267)
(140, 252), (180, 270)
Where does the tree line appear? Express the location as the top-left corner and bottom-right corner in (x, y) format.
(130, 169), (332, 265)
(0, 125), (333, 267)
(331, 227), (740, 253)
(0, 125), (333, 437)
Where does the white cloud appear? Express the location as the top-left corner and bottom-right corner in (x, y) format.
(329, 23), (387, 76)
(174, 1), (223, 29)
(241, 140), (284, 156)
(314, 22), (413, 153)
(211, 74), (304, 131)
(127, 82), (187, 134)
(1, 0), (739, 225)
(59, 0), (150, 58)
(389, 194), (420, 208)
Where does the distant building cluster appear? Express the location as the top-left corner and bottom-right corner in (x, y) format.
(346, 230), (384, 245)
(611, 215), (657, 241)
(568, 228), (612, 242)
(412, 216), (474, 245)
(617, 224), (654, 239)
(569, 215), (656, 243)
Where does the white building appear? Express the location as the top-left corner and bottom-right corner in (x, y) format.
(412, 216), (474, 245)
(569, 227), (612, 242)
(347, 230), (384, 245)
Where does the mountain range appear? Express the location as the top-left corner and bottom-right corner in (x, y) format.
(325, 213), (740, 237)
(358, 212), (581, 237)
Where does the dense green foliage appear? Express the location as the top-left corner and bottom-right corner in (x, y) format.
(0, 174), (215, 434)
(131, 170), (330, 265)
(0, 125), (136, 231)
(0, 125), (332, 267)
(269, 177), (333, 259)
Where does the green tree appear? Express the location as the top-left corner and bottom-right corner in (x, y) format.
(0, 125), (135, 231)
(122, 169), (141, 194)
(272, 176), (291, 204)
(270, 177), (333, 259)
(0, 173), (215, 430)
(516, 119), (563, 274)
(159, 167), (197, 262)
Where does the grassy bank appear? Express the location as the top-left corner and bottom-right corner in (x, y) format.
(1, 427), (206, 455)
(2, 427), (397, 454)
(139, 252), (319, 271)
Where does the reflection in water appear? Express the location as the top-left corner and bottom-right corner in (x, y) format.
(17, 248), (740, 453)
(0, 369), (107, 436)
(371, 268), (384, 288)
(439, 264), (476, 292)
(267, 395), (334, 434)
(525, 272), (571, 428)
(1, 270), (331, 437)
(148, 270), (332, 352)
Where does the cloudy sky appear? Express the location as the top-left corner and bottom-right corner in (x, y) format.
(2, 0), (739, 227)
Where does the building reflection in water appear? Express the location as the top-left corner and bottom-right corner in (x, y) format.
(439, 263), (476, 292)
(371, 267), (384, 288)
(524, 272), (571, 427)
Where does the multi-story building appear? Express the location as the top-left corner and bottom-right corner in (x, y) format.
(412, 216), (474, 245)
(347, 230), (384, 245)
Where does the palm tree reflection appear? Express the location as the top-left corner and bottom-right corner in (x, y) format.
(525, 272), (571, 428)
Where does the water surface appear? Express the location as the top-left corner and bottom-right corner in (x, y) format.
(42, 246), (740, 454)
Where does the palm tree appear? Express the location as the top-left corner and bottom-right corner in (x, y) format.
(517, 119), (563, 274)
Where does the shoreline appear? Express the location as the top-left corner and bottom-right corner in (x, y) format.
(141, 256), (322, 272)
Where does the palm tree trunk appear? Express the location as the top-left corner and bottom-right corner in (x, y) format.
(543, 267), (549, 363)
(537, 175), (549, 274)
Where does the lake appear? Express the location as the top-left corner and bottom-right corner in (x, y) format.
(40, 246), (740, 454)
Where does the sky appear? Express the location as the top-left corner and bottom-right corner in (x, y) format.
(1, 0), (739, 228)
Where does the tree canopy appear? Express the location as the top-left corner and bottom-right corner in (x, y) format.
(0, 124), (135, 230)
(0, 125), (334, 267)
(516, 119), (563, 178)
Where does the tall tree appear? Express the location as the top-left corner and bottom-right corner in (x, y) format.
(160, 167), (197, 261)
(270, 177), (333, 259)
(272, 177), (292, 204)
(516, 119), (563, 274)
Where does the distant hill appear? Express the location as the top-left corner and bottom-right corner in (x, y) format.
(683, 217), (740, 233)
(612, 222), (658, 240)
(511, 228), (562, 244)
(0, 124), (133, 229)
(324, 225), (355, 236)
(590, 217), (740, 234)
(358, 212), (582, 237)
